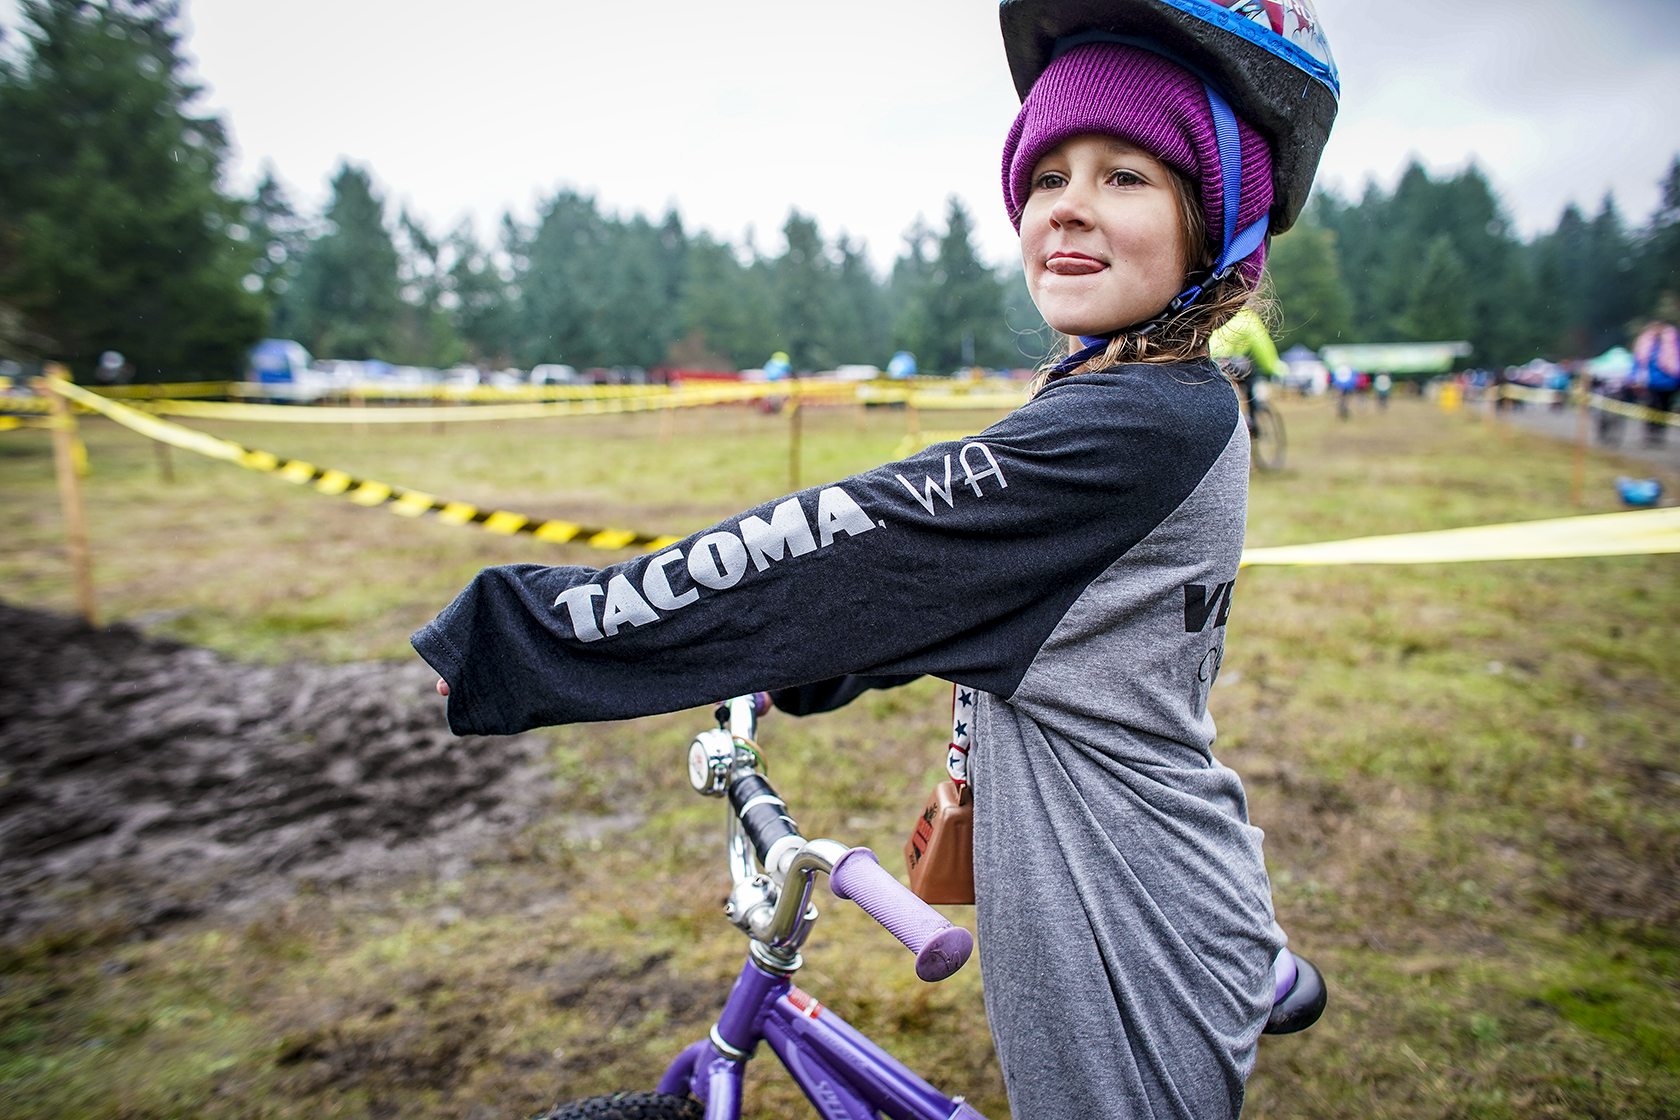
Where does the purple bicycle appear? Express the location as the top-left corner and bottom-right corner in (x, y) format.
(536, 695), (1325, 1120)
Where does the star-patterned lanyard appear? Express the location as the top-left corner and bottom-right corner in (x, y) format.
(946, 683), (976, 787)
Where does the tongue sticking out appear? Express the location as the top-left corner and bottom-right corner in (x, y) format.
(1046, 256), (1105, 276)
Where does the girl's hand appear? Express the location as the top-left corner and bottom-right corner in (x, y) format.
(436, 678), (450, 697)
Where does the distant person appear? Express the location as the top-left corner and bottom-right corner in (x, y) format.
(1331, 364), (1356, 419)
(1594, 353), (1633, 445)
(1374, 372), (1392, 410)
(1631, 320), (1680, 445)
(1210, 305), (1283, 434)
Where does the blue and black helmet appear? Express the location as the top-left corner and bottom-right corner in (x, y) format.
(1000, 0), (1340, 235)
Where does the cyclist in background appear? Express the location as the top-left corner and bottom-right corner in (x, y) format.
(1211, 305), (1284, 434)
(1632, 320), (1680, 445)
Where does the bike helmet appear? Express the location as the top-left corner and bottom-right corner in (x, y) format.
(1000, 0), (1339, 237)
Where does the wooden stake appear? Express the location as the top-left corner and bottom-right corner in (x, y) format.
(39, 365), (98, 626)
(788, 381), (803, 492)
(1571, 370), (1590, 507)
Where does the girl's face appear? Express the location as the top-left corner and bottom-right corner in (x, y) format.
(1020, 134), (1190, 338)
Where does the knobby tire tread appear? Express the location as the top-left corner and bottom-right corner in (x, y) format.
(532, 1091), (702, 1120)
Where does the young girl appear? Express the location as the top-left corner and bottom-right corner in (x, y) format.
(415, 2), (1339, 1115)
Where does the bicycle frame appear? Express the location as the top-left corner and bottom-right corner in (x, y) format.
(638, 695), (1322, 1119)
(656, 954), (987, 1120)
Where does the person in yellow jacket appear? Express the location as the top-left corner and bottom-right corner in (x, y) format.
(1210, 306), (1283, 434)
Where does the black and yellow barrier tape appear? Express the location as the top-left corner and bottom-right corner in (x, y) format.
(1494, 384), (1680, 427)
(1589, 393), (1680, 427)
(38, 378), (1680, 567)
(46, 377), (683, 553)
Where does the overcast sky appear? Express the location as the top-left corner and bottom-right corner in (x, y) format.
(11, 0), (1680, 271)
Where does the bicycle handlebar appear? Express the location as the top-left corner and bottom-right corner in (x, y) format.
(830, 848), (973, 982)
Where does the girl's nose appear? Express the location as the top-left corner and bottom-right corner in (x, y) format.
(1048, 181), (1095, 229)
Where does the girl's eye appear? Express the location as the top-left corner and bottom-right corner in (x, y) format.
(1108, 169), (1145, 187)
(1033, 171), (1068, 191)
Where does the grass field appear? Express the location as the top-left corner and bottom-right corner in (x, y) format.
(2, 392), (1678, 1119)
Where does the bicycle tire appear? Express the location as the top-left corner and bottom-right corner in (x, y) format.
(1250, 403), (1287, 472)
(532, 1091), (701, 1120)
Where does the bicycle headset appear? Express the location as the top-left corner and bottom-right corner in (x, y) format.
(1000, 0), (1341, 360)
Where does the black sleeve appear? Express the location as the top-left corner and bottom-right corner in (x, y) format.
(770, 674), (924, 716)
(411, 365), (1237, 735)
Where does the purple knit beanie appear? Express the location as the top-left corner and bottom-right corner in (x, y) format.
(1002, 42), (1273, 282)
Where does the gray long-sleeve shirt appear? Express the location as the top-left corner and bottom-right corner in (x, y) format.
(412, 361), (1279, 1119)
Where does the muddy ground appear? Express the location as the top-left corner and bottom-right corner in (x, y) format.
(0, 602), (553, 938)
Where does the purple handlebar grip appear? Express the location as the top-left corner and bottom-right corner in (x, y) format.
(829, 848), (974, 982)
(1273, 948), (1299, 1003)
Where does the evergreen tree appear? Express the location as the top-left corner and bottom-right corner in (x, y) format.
(1403, 236), (1473, 342)
(0, 0), (263, 379)
(240, 166), (310, 330)
(1265, 217), (1352, 349)
(674, 233), (777, 369)
(923, 197), (1003, 371)
(775, 210), (833, 371)
(514, 190), (609, 368)
(441, 217), (516, 364)
(887, 215), (938, 366)
(278, 163), (403, 360)
(390, 208), (464, 366)
(1637, 158), (1680, 323)
(827, 233), (890, 367)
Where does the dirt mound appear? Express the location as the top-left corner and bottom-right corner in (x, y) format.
(0, 603), (551, 937)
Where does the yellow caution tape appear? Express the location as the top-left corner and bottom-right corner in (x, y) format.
(1590, 393), (1680, 427)
(907, 391), (1028, 411)
(44, 377), (1680, 568)
(93, 381), (233, 399)
(1495, 384), (1680, 427)
(1241, 507), (1680, 566)
(43, 378), (687, 554)
(230, 381), (674, 403)
(139, 380), (861, 424)
(0, 415), (60, 432)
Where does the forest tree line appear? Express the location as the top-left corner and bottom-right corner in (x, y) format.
(3, 0), (1678, 382)
(252, 163), (1046, 377)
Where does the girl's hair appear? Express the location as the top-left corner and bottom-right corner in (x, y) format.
(1029, 163), (1269, 393)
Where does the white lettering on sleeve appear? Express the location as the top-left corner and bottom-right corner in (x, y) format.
(552, 584), (606, 643)
(894, 455), (955, 516)
(739, 497), (818, 572)
(816, 486), (876, 546)
(600, 573), (661, 636)
(959, 442), (1008, 496)
(642, 549), (699, 610)
(687, 531), (750, 589)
